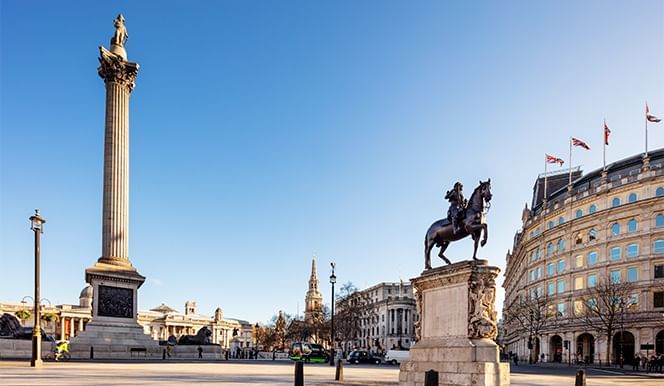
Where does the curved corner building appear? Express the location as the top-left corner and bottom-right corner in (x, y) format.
(502, 149), (664, 365)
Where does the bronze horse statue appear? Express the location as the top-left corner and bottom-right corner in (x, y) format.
(425, 180), (492, 269)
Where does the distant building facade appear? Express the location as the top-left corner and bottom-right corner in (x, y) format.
(337, 281), (416, 353)
(502, 149), (664, 364)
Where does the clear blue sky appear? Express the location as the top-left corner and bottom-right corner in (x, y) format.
(1, 1), (663, 324)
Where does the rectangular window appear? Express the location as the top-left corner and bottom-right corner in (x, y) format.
(557, 303), (565, 317)
(557, 280), (564, 294)
(536, 267), (542, 279)
(654, 292), (664, 308)
(530, 288), (535, 300)
(656, 265), (664, 279)
(548, 282), (555, 296)
(626, 243), (639, 258)
(557, 260), (565, 273)
(530, 270), (535, 281)
(575, 255), (583, 268)
(588, 273), (597, 288)
(588, 251), (598, 265)
(547, 263), (554, 276)
(536, 287), (542, 297)
(574, 300), (584, 315)
(610, 270), (621, 284)
(627, 267), (638, 282)
(628, 293), (639, 308)
(610, 247), (621, 260)
(574, 276), (584, 290)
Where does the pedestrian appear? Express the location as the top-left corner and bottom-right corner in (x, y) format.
(513, 353), (519, 366)
(197, 346), (203, 359)
(166, 345), (172, 358)
(632, 353), (639, 371)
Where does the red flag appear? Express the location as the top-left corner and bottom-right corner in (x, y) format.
(572, 137), (590, 150)
(646, 102), (661, 123)
(545, 154), (564, 166)
(604, 120), (611, 145)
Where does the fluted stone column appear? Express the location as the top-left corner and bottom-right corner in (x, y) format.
(97, 47), (138, 267)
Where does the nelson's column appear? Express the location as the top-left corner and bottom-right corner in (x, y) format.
(70, 15), (159, 358)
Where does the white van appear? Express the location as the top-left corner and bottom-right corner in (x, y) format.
(385, 349), (410, 365)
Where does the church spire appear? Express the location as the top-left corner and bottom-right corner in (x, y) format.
(309, 256), (319, 291)
(304, 255), (323, 324)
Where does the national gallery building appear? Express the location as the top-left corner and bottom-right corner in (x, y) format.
(502, 149), (664, 364)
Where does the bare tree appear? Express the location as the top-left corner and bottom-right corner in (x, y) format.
(504, 291), (556, 363)
(580, 275), (637, 366)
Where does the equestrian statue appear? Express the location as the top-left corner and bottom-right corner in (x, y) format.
(424, 179), (492, 269)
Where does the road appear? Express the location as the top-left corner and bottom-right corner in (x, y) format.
(0, 359), (662, 385)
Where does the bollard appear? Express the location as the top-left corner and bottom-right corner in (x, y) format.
(294, 361), (304, 386)
(575, 369), (586, 386)
(424, 369), (439, 386)
(335, 359), (344, 381)
(90, 346), (94, 359)
(163, 348), (166, 360)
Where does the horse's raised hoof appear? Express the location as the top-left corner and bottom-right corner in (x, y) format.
(480, 240), (487, 247)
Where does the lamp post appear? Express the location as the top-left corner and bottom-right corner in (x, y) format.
(29, 209), (45, 368)
(329, 262), (336, 366)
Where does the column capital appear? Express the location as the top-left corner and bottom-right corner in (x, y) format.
(98, 46), (139, 92)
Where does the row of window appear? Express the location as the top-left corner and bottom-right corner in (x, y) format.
(530, 240), (664, 281)
(529, 215), (664, 263)
(530, 187), (664, 239)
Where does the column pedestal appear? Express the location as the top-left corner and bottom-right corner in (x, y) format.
(399, 260), (509, 386)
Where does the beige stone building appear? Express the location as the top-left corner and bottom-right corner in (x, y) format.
(502, 149), (664, 364)
(337, 281), (416, 353)
(1, 291), (255, 352)
(0, 286), (93, 341)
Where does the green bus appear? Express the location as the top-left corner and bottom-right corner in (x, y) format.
(288, 342), (330, 363)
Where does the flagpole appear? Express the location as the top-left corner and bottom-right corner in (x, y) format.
(603, 119), (606, 171)
(544, 155), (548, 200)
(645, 103), (649, 158)
(568, 137), (573, 187)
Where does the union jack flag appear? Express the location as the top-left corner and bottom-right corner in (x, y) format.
(572, 137), (590, 150)
(545, 154), (564, 166)
(646, 102), (661, 123)
(604, 121), (611, 145)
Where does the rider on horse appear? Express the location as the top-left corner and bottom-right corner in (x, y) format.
(445, 182), (467, 234)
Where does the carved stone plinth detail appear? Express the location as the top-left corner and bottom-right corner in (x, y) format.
(400, 260), (509, 386)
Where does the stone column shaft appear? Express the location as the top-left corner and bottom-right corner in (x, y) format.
(102, 81), (130, 261)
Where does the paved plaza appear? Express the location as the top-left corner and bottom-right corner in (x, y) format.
(0, 360), (662, 386)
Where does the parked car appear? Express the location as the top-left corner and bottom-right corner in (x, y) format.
(346, 350), (381, 364)
(289, 342), (330, 363)
(385, 349), (410, 365)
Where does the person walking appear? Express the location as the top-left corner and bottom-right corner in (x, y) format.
(197, 346), (203, 359)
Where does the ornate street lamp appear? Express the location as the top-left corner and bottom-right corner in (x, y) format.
(29, 209), (45, 368)
(329, 262), (336, 366)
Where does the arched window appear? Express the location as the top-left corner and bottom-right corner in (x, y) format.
(611, 223), (620, 236)
(547, 242), (554, 255)
(654, 239), (664, 254)
(589, 204), (597, 214)
(557, 259), (565, 273)
(536, 226), (541, 235)
(588, 228), (597, 241)
(530, 250), (536, 262)
(656, 214), (664, 227)
(557, 239), (564, 252)
(612, 197), (621, 207)
(537, 248), (542, 259)
(628, 193), (637, 203)
(575, 233), (583, 245)
(575, 209), (583, 218)
(627, 219), (637, 233)
(530, 231), (534, 239)
(657, 187), (664, 197)
(558, 216), (564, 225)
(548, 221), (554, 230)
